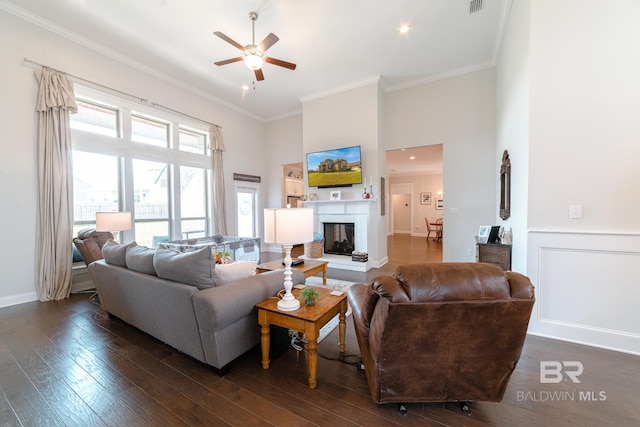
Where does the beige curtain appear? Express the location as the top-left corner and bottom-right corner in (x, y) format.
(35, 69), (78, 301)
(209, 125), (227, 235)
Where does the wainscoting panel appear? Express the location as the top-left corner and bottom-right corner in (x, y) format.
(527, 231), (640, 355)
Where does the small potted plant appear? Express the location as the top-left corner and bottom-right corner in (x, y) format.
(300, 287), (320, 306)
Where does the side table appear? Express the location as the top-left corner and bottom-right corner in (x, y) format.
(256, 286), (347, 389)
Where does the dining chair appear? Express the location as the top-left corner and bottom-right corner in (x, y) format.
(424, 217), (436, 241)
(435, 217), (443, 241)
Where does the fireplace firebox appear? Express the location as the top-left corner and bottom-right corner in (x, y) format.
(323, 222), (355, 255)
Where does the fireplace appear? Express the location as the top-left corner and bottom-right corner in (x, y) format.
(323, 222), (355, 255)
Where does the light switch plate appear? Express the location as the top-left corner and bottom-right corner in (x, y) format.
(569, 205), (583, 219)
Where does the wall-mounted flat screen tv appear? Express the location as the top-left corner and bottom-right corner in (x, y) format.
(306, 145), (362, 188)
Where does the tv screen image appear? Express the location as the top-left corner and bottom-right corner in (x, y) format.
(306, 145), (362, 188)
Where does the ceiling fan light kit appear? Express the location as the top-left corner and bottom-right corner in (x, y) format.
(243, 47), (264, 70)
(214, 11), (296, 81)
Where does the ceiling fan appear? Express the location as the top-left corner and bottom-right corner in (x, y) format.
(213, 11), (296, 81)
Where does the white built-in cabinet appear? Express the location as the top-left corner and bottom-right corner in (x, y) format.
(282, 163), (304, 207)
(286, 178), (303, 196)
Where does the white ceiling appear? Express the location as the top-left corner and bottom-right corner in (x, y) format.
(4, 0), (509, 122)
(387, 144), (444, 175)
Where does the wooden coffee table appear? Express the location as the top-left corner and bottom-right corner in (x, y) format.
(256, 286), (347, 389)
(256, 258), (328, 285)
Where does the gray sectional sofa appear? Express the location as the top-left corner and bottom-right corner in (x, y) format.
(88, 240), (305, 373)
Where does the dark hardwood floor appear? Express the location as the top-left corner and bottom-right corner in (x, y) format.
(2, 235), (639, 426)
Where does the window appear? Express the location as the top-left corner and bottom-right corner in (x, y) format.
(70, 99), (119, 137)
(132, 114), (169, 147)
(180, 127), (207, 154)
(180, 166), (207, 239)
(133, 159), (170, 247)
(236, 185), (259, 238)
(72, 151), (120, 236)
(70, 87), (211, 247)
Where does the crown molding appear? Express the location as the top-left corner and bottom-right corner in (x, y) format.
(299, 75), (382, 104)
(384, 61), (495, 93)
(0, 0), (264, 122)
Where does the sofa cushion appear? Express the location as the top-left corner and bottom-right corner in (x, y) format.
(153, 246), (217, 289)
(215, 260), (257, 285)
(102, 240), (133, 267)
(126, 244), (156, 275)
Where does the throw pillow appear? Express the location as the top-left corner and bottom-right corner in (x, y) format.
(153, 246), (217, 289)
(125, 244), (156, 275)
(102, 240), (132, 267)
(215, 260), (257, 285)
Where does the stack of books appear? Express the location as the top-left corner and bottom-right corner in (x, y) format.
(351, 251), (368, 262)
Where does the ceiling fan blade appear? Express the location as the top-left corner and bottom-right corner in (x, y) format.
(214, 57), (243, 66)
(213, 31), (245, 51)
(265, 57), (297, 70)
(258, 33), (279, 52)
(254, 68), (265, 81)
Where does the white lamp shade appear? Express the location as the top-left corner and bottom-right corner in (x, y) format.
(264, 208), (314, 245)
(96, 211), (132, 232)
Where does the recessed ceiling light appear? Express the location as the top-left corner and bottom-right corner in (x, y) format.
(399, 24), (410, 34)
(409, 156), (415, 160)
(241, 84), (249, 91)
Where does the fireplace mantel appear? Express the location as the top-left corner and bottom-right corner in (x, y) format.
(302, 198), (376, 205)
(301, 198), (378, 271)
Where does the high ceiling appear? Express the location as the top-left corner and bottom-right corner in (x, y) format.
(4, 0), (510, 122)
(387, 145), (444, 175)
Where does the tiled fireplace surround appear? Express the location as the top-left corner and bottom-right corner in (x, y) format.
(301, 199), (374, 272)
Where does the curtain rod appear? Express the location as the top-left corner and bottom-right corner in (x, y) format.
(151, 102), (220, 129)
(23, 57), (221, 129)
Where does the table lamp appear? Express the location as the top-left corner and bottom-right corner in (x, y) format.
(96, 211), (132, 243)
(264, 207), (314, 311)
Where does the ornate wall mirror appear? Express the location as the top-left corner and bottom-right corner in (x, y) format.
(500, 150), (511, 220)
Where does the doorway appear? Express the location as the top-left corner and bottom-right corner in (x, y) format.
(235, 183), (259, 238)
(390, 183), (413, 234)
(386, 145), (443, 236)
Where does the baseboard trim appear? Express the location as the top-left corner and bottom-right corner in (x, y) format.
(0, 291), (39, 308)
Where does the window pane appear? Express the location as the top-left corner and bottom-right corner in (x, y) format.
(180, 166), (206, 218)
(133, 159), (169, 247)
(237, 189), (255, 237)
(72, 151), (119, 230)
(180, 128), (207, 154)
(137, 221), (170, 248)
(70, 99), (119, 137)
(132, 115), (169, 147)
(181, 219), (206, 240)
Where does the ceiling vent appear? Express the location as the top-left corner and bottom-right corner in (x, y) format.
(469, 0), (483, 14)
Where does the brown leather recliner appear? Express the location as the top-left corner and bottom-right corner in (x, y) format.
(72, 228), (114, 266)
(347, 262), (535, 411)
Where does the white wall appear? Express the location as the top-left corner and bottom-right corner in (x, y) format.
(529, 0), (640, 232)
(302, 81), (387, 265)
(496, 0), (530, 273)
(518, 0), (640, 354)
(0, 11), (267, 306)
(264, 115), (303, 210)
(385, 69), (497, 262)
